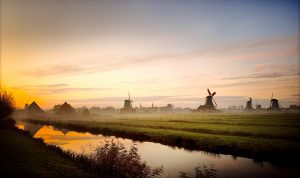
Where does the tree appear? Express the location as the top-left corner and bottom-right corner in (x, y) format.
(0, 89), (15, 120)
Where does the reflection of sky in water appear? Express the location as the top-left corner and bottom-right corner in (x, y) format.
(17, 122), (299, 178)
(34, 126), (135, 154)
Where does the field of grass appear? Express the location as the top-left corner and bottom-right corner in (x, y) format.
(0, 127), (94, 178)
(24, 112), (300, 165)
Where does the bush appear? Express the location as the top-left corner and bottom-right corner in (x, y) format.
(85, 140), (163, 178)
(0, 89), (15, 120)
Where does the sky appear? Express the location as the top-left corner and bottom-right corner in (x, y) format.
(1, 0), (299, 109)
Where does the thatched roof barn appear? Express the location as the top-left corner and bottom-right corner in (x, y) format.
(26, 101), (45, 115)
(56, 101), (76, 115)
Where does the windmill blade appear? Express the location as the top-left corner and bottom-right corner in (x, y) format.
(212, 98), (217, 106)
(212, 92), (216, 96)
(207, 88), (211, 95)
(128, 92), (130, 100)
(271, 92), (273, 99)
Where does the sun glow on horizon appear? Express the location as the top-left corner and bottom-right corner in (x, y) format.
(1, 0), (299, 109)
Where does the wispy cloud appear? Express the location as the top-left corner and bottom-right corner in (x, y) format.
(222, 63), (299, 80)
(13, 83), (111, 94)
(222, 71), (299, 80)
(291, 93), (300, 97)
(21, 34), (299, 77)
(22, 54), (177, 77)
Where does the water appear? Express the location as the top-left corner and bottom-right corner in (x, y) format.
(16, 122), (298, 178)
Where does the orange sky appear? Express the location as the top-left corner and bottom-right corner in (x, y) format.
(1, 0), (299, 109)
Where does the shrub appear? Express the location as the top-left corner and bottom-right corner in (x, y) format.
(85, 140), (163, 178)
(0, 89), (15, 120)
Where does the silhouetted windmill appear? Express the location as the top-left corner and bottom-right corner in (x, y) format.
(197, 88), (218, 111)
(120, 92), (136, 113)
(124, 92), (133, 109)
(268, 93), (280, 111)
(245, 97), (254, 110)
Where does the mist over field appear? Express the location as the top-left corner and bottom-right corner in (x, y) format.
(1, 0), (300, 178)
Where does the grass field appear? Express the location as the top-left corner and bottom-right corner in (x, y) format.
(0, 127), (94, 178)
(24, 112), (300, 165)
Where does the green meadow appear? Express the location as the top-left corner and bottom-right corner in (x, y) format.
(25, 112), (300, 164)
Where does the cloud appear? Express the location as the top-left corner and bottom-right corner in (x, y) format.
(13, 83), (111, 94)
(222, 63), (300, 80)
(21, 34), (299, 77)
(236, 34), (299, 49)
(214, 81), (260, 88)
(26, 83), (69, 88)
(218, 46), (298, 63)
(222, 72), (299, 80)
(22, 54), (178, 77)
(291, 93), (300, 97)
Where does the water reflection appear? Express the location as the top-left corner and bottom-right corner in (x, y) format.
(16, 122), (299, 178)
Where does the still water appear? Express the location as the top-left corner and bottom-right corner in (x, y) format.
(16, 122), (298, 178)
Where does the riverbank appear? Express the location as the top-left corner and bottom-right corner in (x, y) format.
(0, 126), (93, 178)
(24, 113), (300, 165)
(1, 120), (164, 178)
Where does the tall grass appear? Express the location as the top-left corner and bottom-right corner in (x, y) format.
(83, 140), (163, 177)
(63, 140), (163, 177)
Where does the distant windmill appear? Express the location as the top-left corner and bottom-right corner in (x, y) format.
(245, 97), (254, 110)
(124, 92), (133, 109)
(268, 92), (280, 111)
(197, 88), (218, 111)
(120, 92), (136, 113)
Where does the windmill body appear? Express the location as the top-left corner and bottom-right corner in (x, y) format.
(121, 92), (136, 113)
(268, 93), (281, 111)
(124, 92), (133, 109)
(269, 99), (280, 110)
(197, 89), (218, 112)
(245, 98), (254, 110)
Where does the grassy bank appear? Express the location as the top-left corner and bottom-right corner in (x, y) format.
(24, 113), (300, 165)
(0, 121), (164, 178)
(0, 126), (94, 178)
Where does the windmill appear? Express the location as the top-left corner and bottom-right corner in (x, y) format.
(245, 97), (254, 110)
(268, 92), (280, 111)
(121, 92), (136, 113)
(197, 88), (218, 111)
(124, 92), (133, 109)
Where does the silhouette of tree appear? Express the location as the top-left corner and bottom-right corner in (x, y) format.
(0, 89), (15, 120)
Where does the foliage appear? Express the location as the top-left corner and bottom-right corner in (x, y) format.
(85, 140), (163, 178)
(77, 106), (90, 116)
(0, 89), (15, 120)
